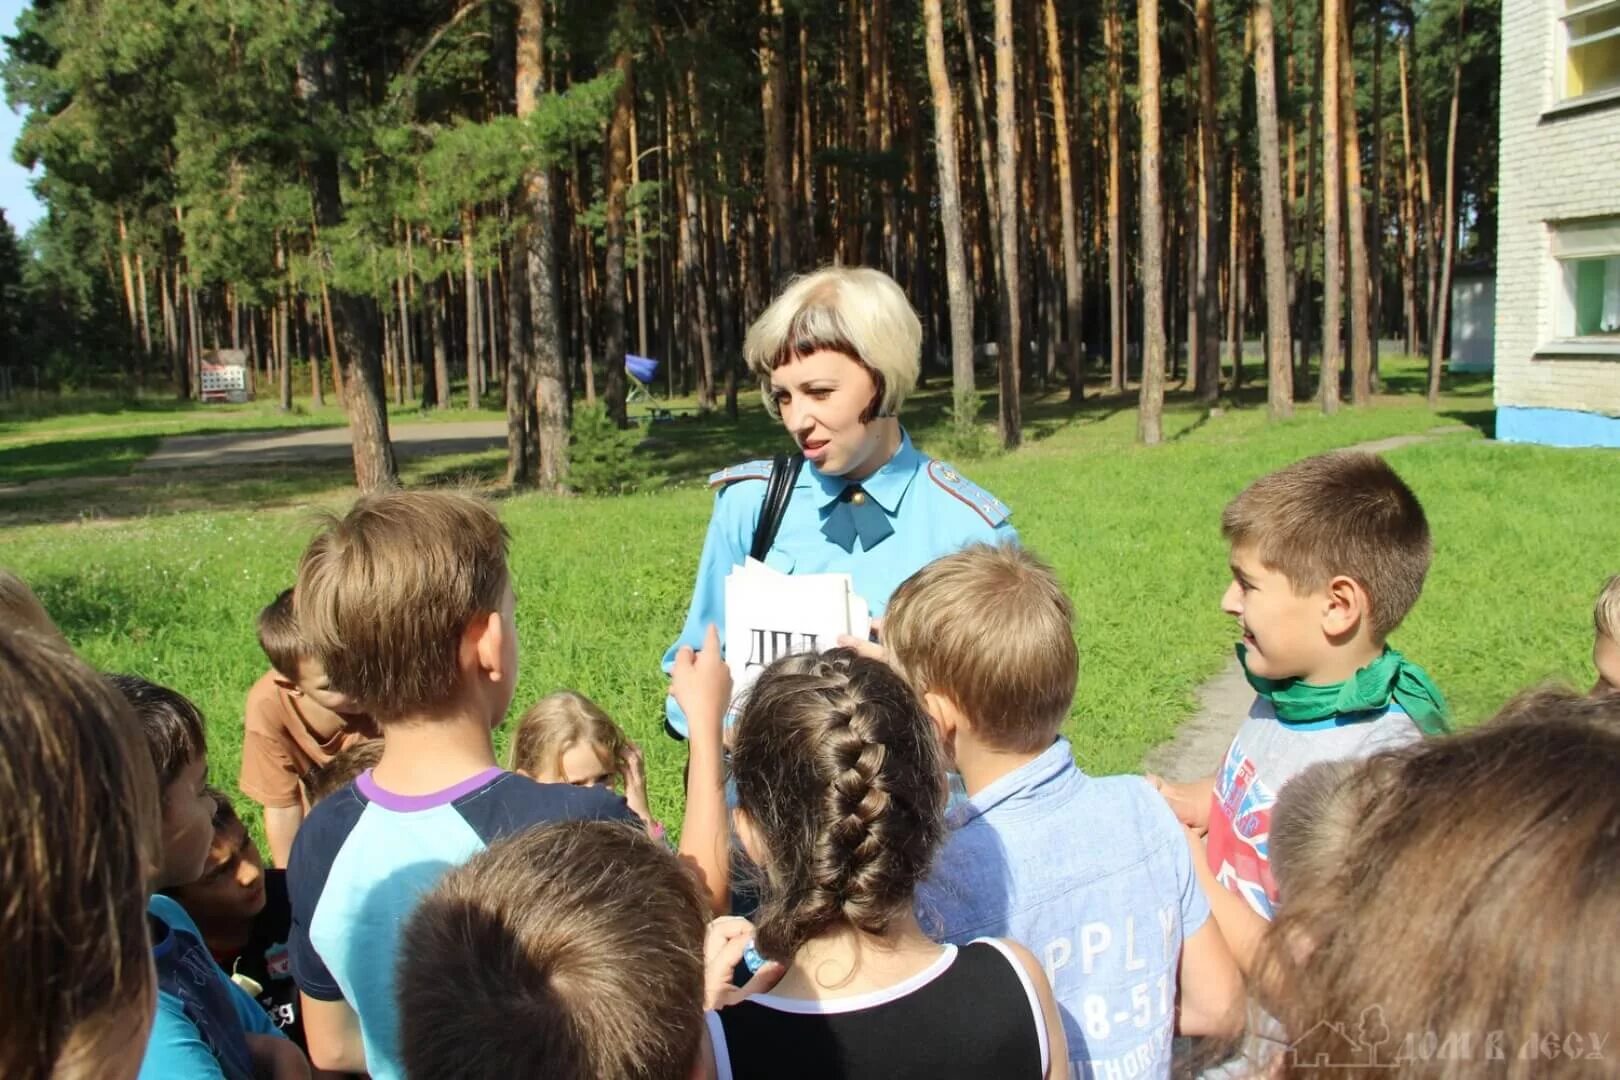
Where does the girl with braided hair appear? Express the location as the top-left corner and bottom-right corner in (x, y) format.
(704, 647), (1068, 1079)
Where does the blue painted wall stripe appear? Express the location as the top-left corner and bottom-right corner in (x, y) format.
(1496, 406), (1620, 448)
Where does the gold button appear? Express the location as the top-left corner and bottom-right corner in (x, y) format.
(850, 490), (867, 506)
(943, 469), (960, 482)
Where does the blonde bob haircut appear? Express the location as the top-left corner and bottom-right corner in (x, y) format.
(744, 265), (921, 421)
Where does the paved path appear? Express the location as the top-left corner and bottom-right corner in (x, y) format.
(1139, 424), (1471, 778)
(136, 420), (507, 471)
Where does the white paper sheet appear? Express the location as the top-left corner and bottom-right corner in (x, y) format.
(723, 558), (873, 717)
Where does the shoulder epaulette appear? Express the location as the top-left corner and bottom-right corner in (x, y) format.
(708, 458), (775, 488)
(927, 460), (1011, 527)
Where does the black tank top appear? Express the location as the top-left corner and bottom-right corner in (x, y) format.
(708, 939), (1049, 1079)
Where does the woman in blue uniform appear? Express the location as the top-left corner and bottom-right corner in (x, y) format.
(663, 266), (1017, 736)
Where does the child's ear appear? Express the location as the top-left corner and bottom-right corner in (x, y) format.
(922, 690), (963, 759)
(467, 609), (509, 683)
(1321, 574), (1370, 639)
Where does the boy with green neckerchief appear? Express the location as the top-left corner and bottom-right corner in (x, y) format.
(1151, 450), (1449, 975)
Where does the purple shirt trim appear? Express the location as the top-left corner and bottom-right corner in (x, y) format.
(355, 766), (506, 812)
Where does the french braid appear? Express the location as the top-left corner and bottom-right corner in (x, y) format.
(731, 648), (946, 962)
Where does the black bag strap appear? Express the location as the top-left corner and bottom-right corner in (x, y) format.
(750, 452), (805, 562)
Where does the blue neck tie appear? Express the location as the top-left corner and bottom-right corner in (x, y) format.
(821, 485), (895, 552)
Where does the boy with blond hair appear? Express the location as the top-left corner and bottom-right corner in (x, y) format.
(891, 543), (1243, 1080)
(239, 588), (378, 866)
(285, 490), (635, 1080)
(1152, 450), (1450, 974)
(1592, 574), (1620, 695)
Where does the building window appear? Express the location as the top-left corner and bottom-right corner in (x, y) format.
(1552, 219), (1620, 341)
(1563, 0), (1620, 101)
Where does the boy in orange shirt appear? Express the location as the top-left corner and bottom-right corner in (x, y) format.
(238, 589), (377, 866)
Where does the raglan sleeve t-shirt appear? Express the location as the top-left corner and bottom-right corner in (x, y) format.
(286, 767), (636, 1080)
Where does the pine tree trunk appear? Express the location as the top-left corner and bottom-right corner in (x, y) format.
(135, 252), (152, 359)
(1136, 0), (1166, 445)
(1320, 0), (1344, 413)
(924, 0), (977, 427)
(1370, 11), (1384, 381)
(993, 0), (1022, 449)
(711, 149), (741, 421)
(1413, 20), (1439, 368)
(1254, 0), (1295, 418)
(462, 209), (484, 407)
(601, 48), (633, 428)
(163, 258), (185, 398)
(956, 0), (1000, 295)
(431, 279), (451, 409)
(517, 0), (566, 489)
(296, 46), (394, 490)
(1227, 159), (1243, 384)
(116, 211), (140, 348)
(681, 72), (717, 412)
(1041, 0), (1084, 402)
(307, 299), (326, 409)
(1195, 0), (1222, 402)
(1430, 0), (1467, 406)
(1300, 14), (1321, 384)
(274, 239), (292, 410)
(629, 106), (649, 360)
(318, 279), (345, 407)
(1105, 0), (1126, 394)
(505, 231), (533, 486)
(1397, 39), (1421, 356)
(1338, 1), (1373, 406)
(760, 0), (795, 287)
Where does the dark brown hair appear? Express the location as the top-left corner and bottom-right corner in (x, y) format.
(1254, 695), (1620, 1079)
(0, 629), (160, 1080)
(508, 690), (627, 779)
(885, 543), (1077, 752)
(398, 821), (707, 1080)
(109, 673), (207, 795)
(731, 648), (947, 962)
(295, 490), (511, 720)
(1222, 451), (1431, 639)
(1266, 759), (1366, 908)
(0, 568), (68, 649)
(255, 587), (302, 678)
(299, 739), (384, 807)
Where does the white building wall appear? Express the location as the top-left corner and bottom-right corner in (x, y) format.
(1494, 0), (1620, 416)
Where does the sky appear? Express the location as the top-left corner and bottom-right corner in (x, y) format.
(0, 0), (44, 237)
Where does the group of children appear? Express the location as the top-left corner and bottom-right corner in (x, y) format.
(4, 447), (1619, 1079)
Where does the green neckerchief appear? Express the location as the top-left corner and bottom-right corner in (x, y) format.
(1238, 643), (1452, 736)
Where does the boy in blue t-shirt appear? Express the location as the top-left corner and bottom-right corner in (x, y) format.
(111, 675), (308, 1080)
(887, 545), (1243, 1080)
(286, 491), (636, 1080)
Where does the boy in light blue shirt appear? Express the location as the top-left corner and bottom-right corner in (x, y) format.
(888, 544), (1243, 1080)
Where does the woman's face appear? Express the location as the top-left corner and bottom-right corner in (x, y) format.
(770, 350), (892, 479)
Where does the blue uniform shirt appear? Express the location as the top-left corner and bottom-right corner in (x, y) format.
(662, 430), (1016, 735)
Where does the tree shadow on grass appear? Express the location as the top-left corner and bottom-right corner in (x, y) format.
(0, 433), (166, 485)
(0, 461), (362, 528)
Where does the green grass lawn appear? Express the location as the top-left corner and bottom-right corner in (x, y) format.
(3, 361), (1615, 851)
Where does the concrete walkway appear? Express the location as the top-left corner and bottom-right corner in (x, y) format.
(1139, 424), (1471, 778)
(137, 420), (507, 471)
